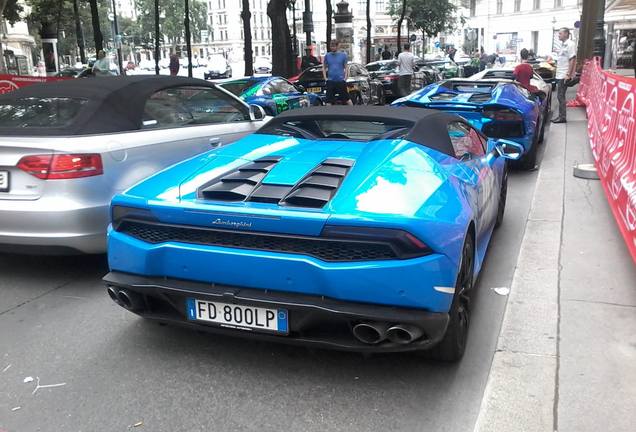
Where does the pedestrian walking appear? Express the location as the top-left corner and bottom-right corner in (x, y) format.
(397, 43), (416, 97)
(552, 27), (577, 124)
(322, 40), (352, 106)
(92, 50), (111, 76)
(381, 45), (392, 60)
(479, 47), (488, 71)
(169, 53), (180, 76)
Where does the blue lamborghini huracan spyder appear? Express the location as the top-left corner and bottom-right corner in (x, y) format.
(392, 79), (548, 170)
(104, 106), (522, 362)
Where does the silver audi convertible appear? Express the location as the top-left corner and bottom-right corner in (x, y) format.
(0, 76), (270, 254)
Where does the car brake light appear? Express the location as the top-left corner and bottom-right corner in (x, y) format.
(483, 108), (523, 122)
(17, 154), (103, 180)
(322, 225), (433, 259)
(384, 74), (400, 81)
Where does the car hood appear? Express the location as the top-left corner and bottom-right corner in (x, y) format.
(118, 134), (465, 241)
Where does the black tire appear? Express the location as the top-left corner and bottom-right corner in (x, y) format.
(517, 131), (539, 170)
(351, 92), (363, 105)
(495, 164), (508, 228)
(429, 234), (474, 362)
(538, 112), (547, 143)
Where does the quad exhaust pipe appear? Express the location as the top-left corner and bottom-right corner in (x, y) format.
(386, 324), (424, 344)
(352, 322), (424, 345)
(106, 286), (144, 311)
(352, 322), (390, 344)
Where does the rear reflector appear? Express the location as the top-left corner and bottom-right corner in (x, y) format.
(17, 154), (103, 180)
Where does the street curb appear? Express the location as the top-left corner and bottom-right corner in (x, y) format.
(473, 124), (567, 432)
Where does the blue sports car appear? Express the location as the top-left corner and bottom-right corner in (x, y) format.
(392, 79), (547, 169)
(104, 107), (522, 362)
(217, 76), (322, 116)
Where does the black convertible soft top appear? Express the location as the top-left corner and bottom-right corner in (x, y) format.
(262, 106), (464, 157)
(0, 76), (218, 136)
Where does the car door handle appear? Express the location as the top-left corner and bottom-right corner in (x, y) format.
(209, 137), (222, 148)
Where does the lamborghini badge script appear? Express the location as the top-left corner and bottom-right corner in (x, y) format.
(212, 218), (253, 229)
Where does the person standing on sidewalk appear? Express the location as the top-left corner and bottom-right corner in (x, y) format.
(397, 43), (416, 97)
(322, 40), (352, 106)
(552, 27), (577, 124)
(169, 53), (180, 76)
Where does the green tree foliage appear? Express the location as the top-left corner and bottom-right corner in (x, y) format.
(387, 0), (458, 43)
(135, 0), (207, 51)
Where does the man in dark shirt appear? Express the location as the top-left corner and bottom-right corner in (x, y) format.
(381, 45), (392, 60)
(301, 48), (321, 71)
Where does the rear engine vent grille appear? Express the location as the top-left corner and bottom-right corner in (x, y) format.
(429, 93), (457, 101)
(117, 221), (397, 262)
(469, 93), (492, 102)
(198, 156), (282, 201)
(282, 158), (354, 209)
(198, 157), (354, 209)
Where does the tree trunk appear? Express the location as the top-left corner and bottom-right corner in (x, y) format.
(267, 0), (293, 77)
(241, 0), (253, 76)
(397, 0), (407, 53)
(365, 0), (371, 63)
(73, 0), (86, 63)
(88, 0), (103, 53)
(325, 0), (332, 46)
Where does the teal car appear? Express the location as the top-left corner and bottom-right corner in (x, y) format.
(217, 76), (322, 116)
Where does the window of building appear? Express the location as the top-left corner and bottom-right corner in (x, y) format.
(514, 0), (521, 12)
(376, 0), (386, 14)
(255, 46), (259, 56)
(469, 0), (476, 17)
(533, 0), (541, 9)
(554, 0), (562, 7)
(496, 0), (503, 15)
(261, 29), (264, 40)
(358, 0), (366, 14)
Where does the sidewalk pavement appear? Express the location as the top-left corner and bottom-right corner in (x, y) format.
(474, 97), (636, 432)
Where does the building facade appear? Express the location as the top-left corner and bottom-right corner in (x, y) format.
(461, 0), (583, 58)
(206, 0), (272, 62)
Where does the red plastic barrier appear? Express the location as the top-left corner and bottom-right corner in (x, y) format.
(0, 74), (69, 94)
(575, 59), (636, 263)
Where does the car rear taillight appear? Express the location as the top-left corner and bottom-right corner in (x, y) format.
(17, 154), (103, 180)
(321, 225), (433, 259)
(483, 107), (523, 122)
(384, 74), (400, 81)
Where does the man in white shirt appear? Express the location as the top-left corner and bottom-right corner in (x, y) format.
(552, 28), (577, 124)
(397, 44), (416, 97)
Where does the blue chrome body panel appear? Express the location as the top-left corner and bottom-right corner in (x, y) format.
(392, 80), (541, 153)
(108, 133), (506, 314)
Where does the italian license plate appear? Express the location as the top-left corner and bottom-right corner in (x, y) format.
(186, 298), (288, 334)
(308, 87), (322, 93)
(0, 171), (8, 192)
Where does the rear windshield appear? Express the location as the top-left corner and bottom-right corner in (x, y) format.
(0, 97), (88, 128)
(365, 61), (397, 72)
(482, 70), (514, 79)
(298, 67), (324, 82)
(258, 119), (411, 141)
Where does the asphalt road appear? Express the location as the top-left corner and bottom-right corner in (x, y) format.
(0, 138), (546, 432)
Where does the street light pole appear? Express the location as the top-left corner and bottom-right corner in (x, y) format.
(111, 0), (124, 74)
(304, 0), (312, 49)
(154, 0), (160, 75)
(184, 0), (193, 77)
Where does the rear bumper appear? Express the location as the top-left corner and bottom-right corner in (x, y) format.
(107, 229), (458, 312)
(103, 271), (450, 352)
(0, 199), (108, 254)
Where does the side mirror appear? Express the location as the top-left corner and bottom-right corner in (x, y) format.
(494, 139), (524, 160)
(295, 84), (306, 93)
(249, 104), (266, 120)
